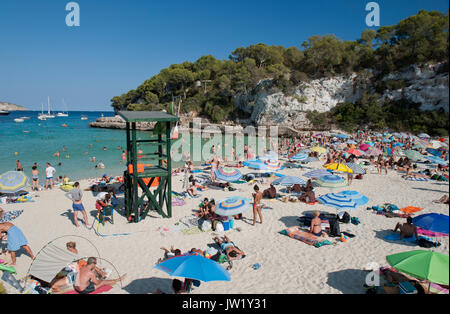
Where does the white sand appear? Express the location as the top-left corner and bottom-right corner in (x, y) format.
(1, 159), (448, 294)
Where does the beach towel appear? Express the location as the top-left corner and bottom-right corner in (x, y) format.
(62, 285), (113, 294)
(280, 226), (329, 247)
(384, 233), (418, 243)
(6, 225), (28, 252)
(405, 177), (429, 181)
(0, 210), (23, 223)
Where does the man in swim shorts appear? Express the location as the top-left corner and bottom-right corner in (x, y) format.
(394, 216), (418, 240)
(65, 182), (90, 228)
(213, 236), (245, 261)
(0, 222), (34, 265)
(74, 257), (125, 294)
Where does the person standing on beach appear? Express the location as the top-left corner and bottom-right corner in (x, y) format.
(0, 222), (34, 266)
(31, 166), (40, 191)
(65, 182), (90, 228)
(45, 162), (56, 190)
(252, 185), (263, 226)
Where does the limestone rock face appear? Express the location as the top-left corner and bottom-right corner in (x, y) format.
(234, 63), (449, 130)
(89, 115), (156, 130)
(0, 102), (27, 111)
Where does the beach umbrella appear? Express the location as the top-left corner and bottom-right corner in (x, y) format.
(323, 163), (353, 174)
(214, 167), (243, 182)
(311, 146), (327, 154)
(413, 213), (449, 235)
(400, 206), (423, 214)
(315, 175), (347, 188)
(303, 169), (331, 179)
(418, 133), (431, 139)
(392, 143), (405, 147)
(243, 159), (267, 170)
(383, 147), (392, 157)
(394, 150), (406, 158)
(335, 134), (349, 139)
(430, 141), (446, 149)
(426, 148), (442, 157)
(414, 138), (431, 148)
(359, 144), (370, 151)
(154, 254), (231, 282)
(289, 153), (308, 161)
(382, 138), (392, 143)
(405, 150), (424, 161)
(365, 141), (375, 147)
(318, 193), (357, 210)
(300, 148), (312, 154)
(0, 171), (30, 194)
(346, 149), (363, 157)
(272, 176), (306, 186)
(365, 148), (383, 157)
(346, 140), (357, 145)
(386, 250), (449, 286)
(215, 196), (252, 216)
(344, 162), (365, 175)
(303, 157), (319, 163)
(263, 159), (283, 171)
(258, 151), (278, 161)
(425, 156), (448, 166)
(338, 190), (369, 206)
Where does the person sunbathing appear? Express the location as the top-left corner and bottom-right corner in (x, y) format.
(262, 184), (277, 199)
(299, 186), (316, 203)
(74, 257), (126, 294)
(393, 216), (418, 240)
(434, 194), (449, 204)
(186, 180), (198, 197)
(160, 245), (181, 260)
(213, 236), (245, 261)
(309, 210), (326, 237)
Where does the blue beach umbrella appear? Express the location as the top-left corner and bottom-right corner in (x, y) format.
(303, 169), (331, 179)
(392, 143), (405, 147)
(335, 134), (349, 139)
(215, 196), (252, 216)
(315, 175), (347, 188)
(243, 159), (268, 170)
(272, 176), (306, 186)
(318, 193), (357, 210)
(413, 214), (449, 235)
(0, 171), (30, 194)
(214, 167), (243, 182)
(346, 140), (357, 145)
(427, 148), (442, 157)
(289, 153), (308, 161)
(154, 254), (231, 282)
(338, 190), (369, 207)
(425, 156), (448, 166)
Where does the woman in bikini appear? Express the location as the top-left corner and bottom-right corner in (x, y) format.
(252, 185), (263, 226)
(310, 211), (326, 237)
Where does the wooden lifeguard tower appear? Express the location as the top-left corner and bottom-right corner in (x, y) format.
(118, 111), (179, 223)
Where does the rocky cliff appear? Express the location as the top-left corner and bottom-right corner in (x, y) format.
(234, 62), (449, 130)
(0, 102), (27, 111)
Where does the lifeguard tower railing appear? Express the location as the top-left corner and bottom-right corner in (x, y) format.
(118, 111), (179, 223)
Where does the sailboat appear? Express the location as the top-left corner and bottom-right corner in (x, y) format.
(38, 103), (47, 120)
(56, 99), (69, 117)
(46, 97), (55, 118)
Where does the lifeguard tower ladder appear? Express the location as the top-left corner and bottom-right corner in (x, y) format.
(118, 111), (179, 223)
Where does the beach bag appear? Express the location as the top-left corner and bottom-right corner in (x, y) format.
(417, 238), (435, 248)
(200, 220), (211, 232)
(215, 222), (224, 232)
(328, 219), (341, 237)
(339, 212), (351, 224)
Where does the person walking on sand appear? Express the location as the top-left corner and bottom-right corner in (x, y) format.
(45, 162), (56, 190)
(0, 222), (34, 266)
(65, 182), (90, 228)
(252, 185), (263, 226)
(74, 257), (126, 294)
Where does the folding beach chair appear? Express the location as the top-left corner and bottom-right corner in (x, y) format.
(98, 205), (114, 226)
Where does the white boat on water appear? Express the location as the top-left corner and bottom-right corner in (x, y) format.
(20, 116), (31, 120)
(81, 115), (88, 120)
(14, 118), (24, 123)
(56, 99), (69, 117)
(0, 110), (10, 115)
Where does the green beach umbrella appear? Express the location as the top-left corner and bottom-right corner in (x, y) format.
(405, 150), (424, 162)
(386, 250), (449, 286)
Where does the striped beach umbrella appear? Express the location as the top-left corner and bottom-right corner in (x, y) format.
(425, 156), (447, 166)
(345, 163), (366, 175)
(338, 190), (369, 206)
(418, 133), (431, 139)
(426, 148), (442, 157)
(315, 175), (347, 188)
(243, 159), (267, 170)
(289, 153), (308, 161)
(303, 169), (331, 179)
(0, 171), (30, 194)
(318, 193), (357, 210)
(215, 196), (252, 216)
(264, 159), (283, 171)
(214, 167), (243, 182)
(405, 150), (424, 161)
(258, 151), (278, 161)
(272, 176), (306, 186)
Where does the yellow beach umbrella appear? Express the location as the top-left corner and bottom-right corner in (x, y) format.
(0, 171), (30, 193)
(311, 146), (327, 154)
(323, 163), (353, 174)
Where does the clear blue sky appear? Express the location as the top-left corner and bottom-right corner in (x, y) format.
(0, 0), (448, 111)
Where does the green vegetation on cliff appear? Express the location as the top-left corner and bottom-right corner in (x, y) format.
(111, 10), (448, 134)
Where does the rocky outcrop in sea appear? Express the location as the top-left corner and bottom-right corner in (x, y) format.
(0, 102), (27, 111)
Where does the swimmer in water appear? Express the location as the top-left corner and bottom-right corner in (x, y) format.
(54, 150), (60, 161)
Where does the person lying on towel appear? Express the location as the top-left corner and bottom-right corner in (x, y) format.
(213, 236), (245, 261)
(393, 216), (418, 240)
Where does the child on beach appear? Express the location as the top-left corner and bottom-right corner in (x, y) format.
(0, 222), (34, 265)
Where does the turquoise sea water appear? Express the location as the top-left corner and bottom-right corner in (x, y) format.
(0, 111), (272, 181)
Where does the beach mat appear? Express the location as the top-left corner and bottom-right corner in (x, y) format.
(384, 233), (417, 243)
(62, 285), (113, 294)
(280, 226), (323, 246)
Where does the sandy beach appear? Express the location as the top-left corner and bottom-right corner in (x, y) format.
(1, 157), (448, 294)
